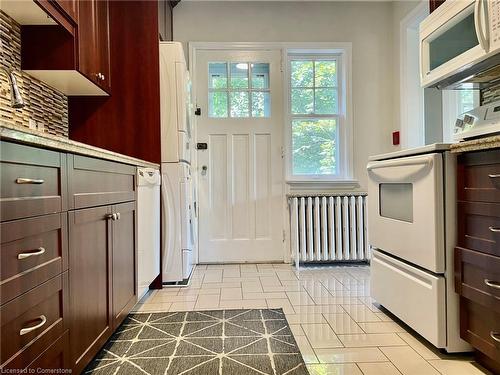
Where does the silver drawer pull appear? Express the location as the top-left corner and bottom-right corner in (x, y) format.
(491, 331), (500, 343)
(115, 212), (121, 220)
(489, 226), (500, 233)
(105, 213), (116, 220)
(16, 178), (45, 184)
(18, 247), (46, 260)
(484, 279), (500, 289)
(488, 174), (500, 179)
(19, 315), (47, 336)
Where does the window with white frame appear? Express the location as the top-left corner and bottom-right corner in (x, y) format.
(287, 52), (350, 181)
(208, 62), (271, 118)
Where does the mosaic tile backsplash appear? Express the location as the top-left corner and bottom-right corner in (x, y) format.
(0, 11), (68, 137)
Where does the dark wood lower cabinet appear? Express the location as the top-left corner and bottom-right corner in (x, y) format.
(456, 148), (500, 373)
(1, 141), (140, 373)
(112, 201), (137, 328)
(68, 202), (137, 373)
(68, 205), (113, 374)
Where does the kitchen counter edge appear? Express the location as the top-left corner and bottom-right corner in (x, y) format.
(0, 124), (160, 169)
(450, 135), (500, 153)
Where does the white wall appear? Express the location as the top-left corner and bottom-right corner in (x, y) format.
(174, 1), (416, 191)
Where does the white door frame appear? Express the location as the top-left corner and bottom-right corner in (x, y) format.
(189, 41), (352, 264)
(399, 1), (429, 149)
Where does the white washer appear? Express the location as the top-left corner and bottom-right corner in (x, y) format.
(161, 162), (194, 283)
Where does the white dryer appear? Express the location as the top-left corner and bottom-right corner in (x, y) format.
(161, 162), (194, 282)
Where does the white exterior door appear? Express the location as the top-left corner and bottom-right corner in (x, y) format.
(195, 49), (284, 263)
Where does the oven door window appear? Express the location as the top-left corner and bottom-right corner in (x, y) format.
(379, 183), (413, 223)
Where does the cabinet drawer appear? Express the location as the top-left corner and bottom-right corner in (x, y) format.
(27, 330), (70, 372)
(0, 272), (68, 369)
(68, 154), (136, 209)
(457, 202), (500, 257)
(458, 149), (500, 203)
(461, 299), (500, 363)
(1, 142), (67, 221)
(455, 247), (500, 313)
(1, 213), (68, 304)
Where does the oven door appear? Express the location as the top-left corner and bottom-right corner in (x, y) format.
(367, 153), (445, 273)
(420, 0), (489, 88)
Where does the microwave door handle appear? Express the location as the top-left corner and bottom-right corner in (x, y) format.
(475, 0), (489, 51)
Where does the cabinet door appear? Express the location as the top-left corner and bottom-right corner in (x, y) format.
(96, 0), (111, 92)
(68, 206), (113, 374)
(78, 0), (110, 92)
(55, 0), (78, 22)
(112, 202), (137, 328)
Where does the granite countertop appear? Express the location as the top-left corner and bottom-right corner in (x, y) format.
(1, 123), (160, 169)
(450, 135), (500, 153)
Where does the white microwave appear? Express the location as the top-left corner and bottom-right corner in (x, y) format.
(420, 0), (500, 88)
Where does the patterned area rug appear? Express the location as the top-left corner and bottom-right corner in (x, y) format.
(85, 308), (308, 375)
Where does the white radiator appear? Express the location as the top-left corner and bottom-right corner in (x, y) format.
(288, 194), (369, 265)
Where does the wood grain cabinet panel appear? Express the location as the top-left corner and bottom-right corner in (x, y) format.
(54, 0), (78, 23)
(27, 331), (70, 372)
(1, 213), (68, 305)
(0, 142), (67, 222)
(458, 149), (500, 204)
(0, 273), (68, 370)
(68, 205), (113, 374)
(68, 154), (136, 209)
(457, 202), (500, 257)
(455, 247), (500, 314)
(112, 201), (137, 328)
(461, 299), (500, 364)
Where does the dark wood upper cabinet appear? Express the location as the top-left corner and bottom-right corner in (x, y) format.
(77, 0), (111, 92)
(54, 0), (78, 23)
(20, 0), (111, 96)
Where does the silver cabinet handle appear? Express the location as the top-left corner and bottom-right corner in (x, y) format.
(115, 212), (120, 220)
(489, 227), (500, 233)
(105, 213), (116, 220)
(484, 279), (500, 289)
(18, 247), (45, 260)
(488, 174), (500, 179)
(16, 178), (44, 184)
(491, 331), (500, 343)
(20, 315), (47, 336)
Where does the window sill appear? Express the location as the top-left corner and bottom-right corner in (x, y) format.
(286, 179), (360, 191)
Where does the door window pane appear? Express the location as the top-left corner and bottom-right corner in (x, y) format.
(292, 119), (337, 175)
(291, 89), (314, 114)
(291, 61), (314, 87)
(209, 92), (228, 117)
(230, 91), (249, 117)
(315, 61), (337, 87)
(252, 63), (270, 89)
(209, 63), (228, 89)
(252, 92), (270, 117)
(230, 63), (249, 88)
(315, 88), (337, 114)
(379, 183), (413, 222)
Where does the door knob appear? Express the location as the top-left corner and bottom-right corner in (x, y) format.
(201, 165), (208, 176)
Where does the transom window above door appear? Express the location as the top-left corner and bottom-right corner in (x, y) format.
(208, 62), (270, 118)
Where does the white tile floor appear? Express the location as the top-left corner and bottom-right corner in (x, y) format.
(133, 264), (492, 375)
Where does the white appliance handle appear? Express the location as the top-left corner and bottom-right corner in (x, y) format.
(367, 155), (434, 183)
(475, 0), (489, 52)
